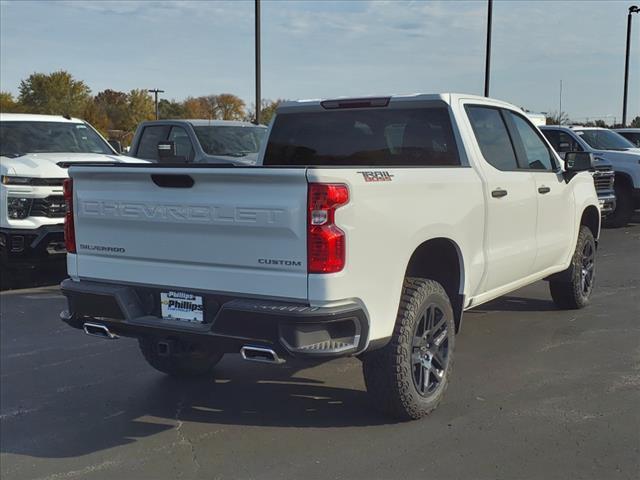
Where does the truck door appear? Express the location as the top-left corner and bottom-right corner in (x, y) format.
(465, 105), (538, 292)
(505, 112), (575, 272)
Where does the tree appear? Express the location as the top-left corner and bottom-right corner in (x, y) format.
(0, 91), (21, 113)
(545, 111), (570, 126)
(212, 93), (246, 120)
(630, 116), (640, 128)
(158, 98), (186, 119)
(125, 89), (155, 131)
(18, 70), (91, 117)
(183, 96), (212, 119)
(94, 89), (129, 131)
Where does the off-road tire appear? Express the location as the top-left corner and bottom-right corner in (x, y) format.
(549, 226), (596, 309)
(362, 278), (455, 420)
(603, 182), (633, 228)
(138, 338), (224, 378)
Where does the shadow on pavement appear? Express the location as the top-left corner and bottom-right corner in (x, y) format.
(0, 260), (67, 291)
(0, 355), (390, 459)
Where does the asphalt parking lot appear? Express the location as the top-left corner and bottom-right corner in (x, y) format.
(1, 222), (638, 480)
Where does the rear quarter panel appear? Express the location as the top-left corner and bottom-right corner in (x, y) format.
(307, 167), (485, 342)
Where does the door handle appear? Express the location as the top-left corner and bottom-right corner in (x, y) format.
(491, 188), (508, 198)
(538, 186), (551, 194)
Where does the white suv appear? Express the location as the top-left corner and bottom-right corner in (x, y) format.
(0, 113), (143, 269)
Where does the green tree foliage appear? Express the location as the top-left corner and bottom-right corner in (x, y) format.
(0, 91), (21, 113)
(94, 89), (129, 130)
(158, 98), (186, 119)
(126, 89), (155, 131)
(18, 70), (91, 117)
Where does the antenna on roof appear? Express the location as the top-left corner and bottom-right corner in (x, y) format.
(62, 114), (71, 120)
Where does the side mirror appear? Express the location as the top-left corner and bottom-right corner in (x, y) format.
(157, 141), (176, 161)
(563, 151), (594, 182)
(564, 151), (594, 171)
(108, 139), (123, 154)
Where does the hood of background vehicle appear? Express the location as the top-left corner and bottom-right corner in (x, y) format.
(592, 149), (640, 162)
(0, 152), (147, 178)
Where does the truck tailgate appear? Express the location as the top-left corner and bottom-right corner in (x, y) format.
(70, 166), (308, 300)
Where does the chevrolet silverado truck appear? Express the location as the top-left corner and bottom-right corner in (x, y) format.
(541, 125), (640, 227)
(0, 114), (146, 272)
(59, 94), (600, 420)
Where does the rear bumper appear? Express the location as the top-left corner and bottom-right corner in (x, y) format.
(0, 225), (65, 265)
(59, 278), (369, 359)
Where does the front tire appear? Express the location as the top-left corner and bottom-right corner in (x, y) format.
(362, 278), (455, 420)
(549, 226), (596, 309)
(603, 182), (633, 228)
(138, 338), (224, 378)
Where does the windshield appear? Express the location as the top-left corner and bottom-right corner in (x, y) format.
(193, 126), (266, 157)
(574, 129), (635, 150)
(617, 131), (640, 147)
(0, 121), (113, 157)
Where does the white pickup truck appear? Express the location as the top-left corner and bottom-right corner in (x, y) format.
(0, 113), (143, 271)
(60, 94), (600, 420)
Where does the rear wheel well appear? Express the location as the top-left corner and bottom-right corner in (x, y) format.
(580, 206), (600, 240)
(405, 238), (464, 332)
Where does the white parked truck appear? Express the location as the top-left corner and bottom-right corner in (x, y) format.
(0, 113), (144, 270)
(60, 94), (600, 419)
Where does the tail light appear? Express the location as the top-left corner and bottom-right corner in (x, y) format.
(307, 183), (349, 273)
(63, 178), (76, 253)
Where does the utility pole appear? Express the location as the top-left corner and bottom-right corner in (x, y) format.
(484, 0), (493, 97)
(559, 80), (563, 125)
(148, 89), (164, 120)
(255, 0), (261, 125)
(623, 5), (639, 126)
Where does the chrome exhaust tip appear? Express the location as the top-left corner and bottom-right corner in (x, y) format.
(240, 346), (285, 364)
(83, 322), (118, 340)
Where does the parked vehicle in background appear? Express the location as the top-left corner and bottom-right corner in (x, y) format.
(0, 113), (144, 271)
(613, 128), (640, 147)
(128, 120), (268, 165)
(60, 93), (600, 420)
(540, 125), (640, 227)
(525, 112), (546, 127)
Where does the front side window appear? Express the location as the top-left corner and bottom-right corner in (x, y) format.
(136, 125), (170, 160)
(0, 121), (112, 157)
(508, 112), (555, 170)
(574, 129), (635, 150)
(263, 106), (460, 167)
(541, 129), (582, 153)
(466, 106), (518, 171)
(617, 131), (640, 147)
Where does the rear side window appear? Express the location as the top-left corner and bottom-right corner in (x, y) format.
(541, 129), (582, 153)
(263, 107), (460, 167)
(136, 125), (170, 160)
(466, 106), (518, 171)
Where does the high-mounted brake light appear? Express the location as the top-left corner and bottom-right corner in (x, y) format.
(320, 97), (390, 110)
(307, 183), (349, 273)
(63, 178), (76, 253)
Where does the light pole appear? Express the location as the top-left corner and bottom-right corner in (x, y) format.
(484, 0), (493, 97)
(623, 5), (639, 126)
(255, 0), (261, 125)
(148, 88), (164, 120)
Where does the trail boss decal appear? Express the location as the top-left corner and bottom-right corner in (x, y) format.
(357, 171), (394, 182)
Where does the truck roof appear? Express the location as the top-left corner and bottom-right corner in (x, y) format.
(278, 93), (519, 112)
(0, 113), (84, 123)
(139, 119), (266, 128)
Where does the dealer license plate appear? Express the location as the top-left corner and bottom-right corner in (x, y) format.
(160, 291), (204, 323)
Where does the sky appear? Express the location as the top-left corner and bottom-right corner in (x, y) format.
(1, 0), (639, 121)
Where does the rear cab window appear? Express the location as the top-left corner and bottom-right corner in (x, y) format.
(263, 104), (461, 167)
